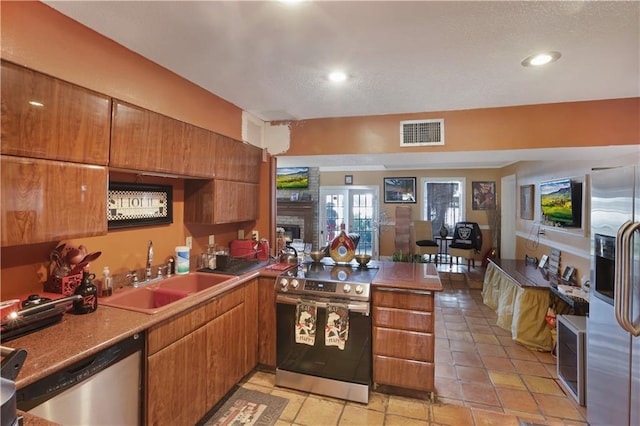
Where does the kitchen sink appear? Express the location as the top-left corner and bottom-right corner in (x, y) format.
(100, 272), (237, 314)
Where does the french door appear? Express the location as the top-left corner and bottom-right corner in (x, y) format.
(318, 186), (379, 258)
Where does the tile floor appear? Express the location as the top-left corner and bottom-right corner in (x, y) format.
(236, 271), (588, 425)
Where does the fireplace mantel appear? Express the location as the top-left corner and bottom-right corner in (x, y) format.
(277, 200), (315, 243)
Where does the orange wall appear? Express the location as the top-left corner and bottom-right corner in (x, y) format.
(0, 2), (272, 299)
(1, 1), (241, 138)
(285, 98), (639, 155)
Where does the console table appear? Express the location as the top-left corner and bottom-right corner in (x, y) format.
(482, 259), (553, 351)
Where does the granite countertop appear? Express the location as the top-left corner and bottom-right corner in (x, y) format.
(372, 262), (443, 292)
(4, 267), (274, 389)
(5, 260), (436, 425)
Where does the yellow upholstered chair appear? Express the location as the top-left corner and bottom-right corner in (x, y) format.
(411, 221), (439, 263)
(449, 222), (482, 268)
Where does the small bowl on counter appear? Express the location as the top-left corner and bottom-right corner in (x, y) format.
(309, 251), (325, 263)
(354, 254), (372, 267)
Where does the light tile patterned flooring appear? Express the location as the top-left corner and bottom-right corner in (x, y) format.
(236, 272), (587, 425)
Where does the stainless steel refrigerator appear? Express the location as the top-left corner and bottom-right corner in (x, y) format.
(587, 165), (640, 426)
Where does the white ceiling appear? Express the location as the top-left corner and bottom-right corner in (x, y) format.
(45, 0), (639, 170)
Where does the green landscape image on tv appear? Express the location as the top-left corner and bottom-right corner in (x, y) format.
(540, 178), (573, 224)
(276, 167), (309, 189)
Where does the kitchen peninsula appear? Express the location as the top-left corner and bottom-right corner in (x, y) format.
(5, 261), (442, 425)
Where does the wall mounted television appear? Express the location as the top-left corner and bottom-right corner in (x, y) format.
(540, 178), (583, 228)
(276, 167), (309, 189)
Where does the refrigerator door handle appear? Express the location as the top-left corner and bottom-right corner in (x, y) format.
(615, 220), (640, 336)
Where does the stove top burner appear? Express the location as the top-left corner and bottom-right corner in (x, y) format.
(293, 262), (379, 284)
(276, 260), (379, 301)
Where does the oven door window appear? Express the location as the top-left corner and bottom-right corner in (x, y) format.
(276, 302), (371, 385)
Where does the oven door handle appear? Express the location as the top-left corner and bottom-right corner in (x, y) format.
(276, 294), (370, 315)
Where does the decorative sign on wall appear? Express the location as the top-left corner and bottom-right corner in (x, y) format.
(384, 177), (417, 203)
(472, 181), (496, 210)
(107, 182), (173, 229)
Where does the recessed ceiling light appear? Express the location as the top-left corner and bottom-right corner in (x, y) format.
(328, 71), (348, 82)
(28, 100), (44, 107)
(521, 51), (561, 67)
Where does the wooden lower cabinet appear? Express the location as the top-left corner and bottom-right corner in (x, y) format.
(146, 283), (259, 425)
(257, 277), (277, 368)
(244, 279), (259, 374)
(207, 304), (245, 404)
(1, 155), (107, 246)
(372, 287), (436, 393)
(147, 327), (208, 426)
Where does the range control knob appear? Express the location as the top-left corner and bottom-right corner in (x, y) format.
(280, 278), (289, 289)
(343, 284), (352, 293)
(290, 279), (300, 289)
(355, 285), (364, 294)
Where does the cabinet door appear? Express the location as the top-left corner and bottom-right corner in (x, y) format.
(215, 136), (262, 183)
(182, 123), (216, 177)
(214, 180), (259, 223)
(147, 327), (208, 426)
(207, 304), (246, 405)
(244, 279), (259, 375)
(258, 277), (277, 368)
(1, 61), (111, 165)
(110, 100), (215, 177)
(184, 179), (259, 224)
(110, 100), (181, 174)
(1, 156), (107, 246)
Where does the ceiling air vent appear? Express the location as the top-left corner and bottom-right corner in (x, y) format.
(400, 119), (444, 147)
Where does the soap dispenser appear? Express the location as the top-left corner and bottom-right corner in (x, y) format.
(101, 266), (113, 297)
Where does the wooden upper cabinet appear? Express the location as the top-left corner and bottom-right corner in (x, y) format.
(184, 179), (259, 224)
(1, 156), (107, 246)
(1, 61), (111, 165)
(110, 100), (216, 177)
(214, 136), (262, 183)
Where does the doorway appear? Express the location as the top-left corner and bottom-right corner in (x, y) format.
(318, 186), (379, 257)
(501, 174), (516, 259)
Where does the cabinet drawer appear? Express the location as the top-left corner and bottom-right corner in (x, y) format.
(208, 285), (244, 318)
(374, 355), (435, 392)
(373, 288), (434, 311)
(373, 327), (434, 362)
(374, 306), (433, 332)
(148, 303), (209, 355)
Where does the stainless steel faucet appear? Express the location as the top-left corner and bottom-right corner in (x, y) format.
(145, 240), (153, 280)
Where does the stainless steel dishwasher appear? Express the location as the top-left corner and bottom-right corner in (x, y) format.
(16, 332), (143, 425)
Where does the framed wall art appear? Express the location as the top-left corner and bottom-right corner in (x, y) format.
(384, 177), (417, 203)
(472, 181), (496, 210)
(108, 182), (173, 229)
(520, 184), (535, 220)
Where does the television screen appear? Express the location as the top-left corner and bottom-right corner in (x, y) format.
(276, 167), (309, 189)
(540, 178), (581, 227)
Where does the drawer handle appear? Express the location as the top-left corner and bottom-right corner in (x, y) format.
(375, 287), (432, 296)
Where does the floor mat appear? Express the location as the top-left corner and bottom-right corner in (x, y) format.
(203, 387), (288, 426)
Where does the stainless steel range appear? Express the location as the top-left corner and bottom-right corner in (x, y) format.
(275, 261), (379, 403)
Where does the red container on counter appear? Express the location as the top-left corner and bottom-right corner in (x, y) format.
(229, 239), (257, 259)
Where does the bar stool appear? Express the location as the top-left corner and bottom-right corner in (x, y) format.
(411, 220), (439, 263)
